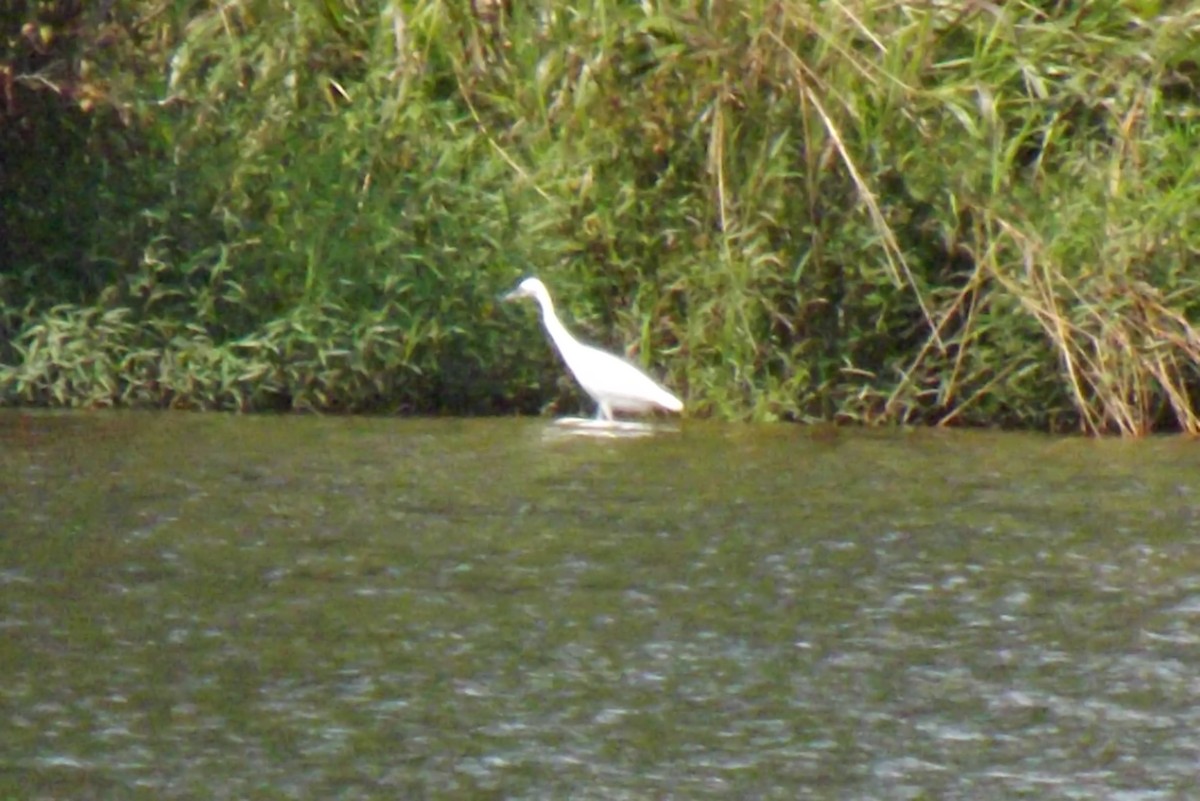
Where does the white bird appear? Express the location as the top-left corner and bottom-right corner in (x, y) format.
(504, 277), (684, 421)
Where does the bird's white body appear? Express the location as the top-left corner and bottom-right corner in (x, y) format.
(504, 277), (683, 421)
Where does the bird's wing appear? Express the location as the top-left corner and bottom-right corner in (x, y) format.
(567, 344), (678, 408)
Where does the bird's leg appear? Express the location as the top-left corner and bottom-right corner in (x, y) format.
(595, 402), (614, 422)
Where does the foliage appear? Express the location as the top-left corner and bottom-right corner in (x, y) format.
(2, 0), (1199, 433)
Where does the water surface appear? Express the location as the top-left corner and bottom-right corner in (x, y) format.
(1, 412), (1197, 799)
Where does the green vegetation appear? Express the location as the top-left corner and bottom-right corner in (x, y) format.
(2, 0), (1198, 433)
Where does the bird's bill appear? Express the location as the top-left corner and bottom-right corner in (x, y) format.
(502, 286), (529, 302)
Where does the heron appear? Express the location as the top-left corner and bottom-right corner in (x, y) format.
(504, 277), (683, 421)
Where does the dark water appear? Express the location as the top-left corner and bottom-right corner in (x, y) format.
(1, 411), (1197, 799)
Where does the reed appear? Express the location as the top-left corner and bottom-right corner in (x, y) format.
(2, 1), (1198, 433)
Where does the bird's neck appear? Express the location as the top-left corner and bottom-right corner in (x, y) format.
(539, 299), (582, 356)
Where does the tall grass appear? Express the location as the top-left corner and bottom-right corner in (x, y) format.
(2, 0), (1198, 432)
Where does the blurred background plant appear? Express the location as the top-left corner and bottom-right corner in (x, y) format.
(2, 0), (1198, 433)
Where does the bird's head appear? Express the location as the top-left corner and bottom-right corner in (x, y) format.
(503, 277), (549, 305)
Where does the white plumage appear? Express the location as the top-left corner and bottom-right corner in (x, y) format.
(504, 277), (683, 421)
